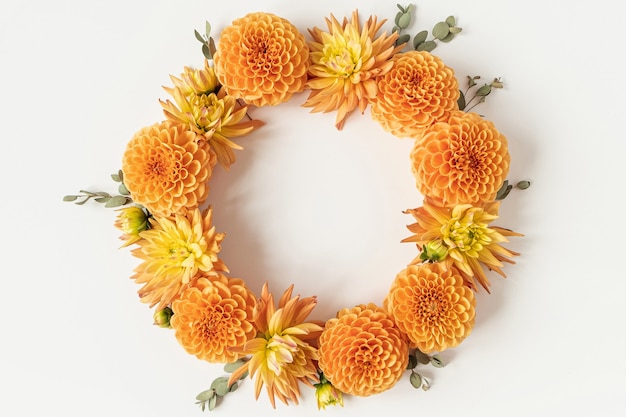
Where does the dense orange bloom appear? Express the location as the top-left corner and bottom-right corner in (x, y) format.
(402, 198), (522, 292)
(384, 263), (475, 353)
(410, 111), (510, 207)
(214, 12), (309, 107)
(304, 10), (402, 129)
(131, 207), (228, 309)
(371, 50), (459, 138)
(121, 121), (216, 217)
(170, 273), (257, 363)
(317, 303), (409, 397)
(161, 61), (264, 169)
(228, 283), (323, 408)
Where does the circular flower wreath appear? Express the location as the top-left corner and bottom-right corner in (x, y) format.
(65, 4), (529, 412)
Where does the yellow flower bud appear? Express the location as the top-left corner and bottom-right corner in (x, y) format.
(114, 206), (149, 248)
(420, 239), (449, 262)
(153, 307), (173, 328)
(315, 375), (344, 410)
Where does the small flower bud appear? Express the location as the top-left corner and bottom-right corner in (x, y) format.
(420, 239), (449, 262)
(114, 206), (149, 247)
(153, 307), (173, 328)
(315, 375), (344, 410)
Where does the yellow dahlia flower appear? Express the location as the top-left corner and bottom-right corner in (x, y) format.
(371, 50), (459, 138)
(130, 207), (228, 309)
(384, 262), (476, 353)
(304, 10), (403, 130)
(402, 198), (522, 292)
(121, 121), (216, 217)
(214, 12), (309, 107)
(228, 283), (323, 408)
(113, 205), (149, 248)
(170, 273), (257, 363)
(161, 62), (264, 169)
(317, 303), (409, 397)
(410, 111), (510, 207)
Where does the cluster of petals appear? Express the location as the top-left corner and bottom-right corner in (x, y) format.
(121, 121), (216, 217)
(402, 198), (522, 292)
(304, 9), (403, 129)
(317, 303), (409, 397)
(170, 273), (257, 363)
(130, 207), (228, 309)
(214, 12), (309, 107)
(371, 50), (459, 138)
(228, 283), (323, 408)
(384, 262), (476, 353)
(410, 110), (510, 207)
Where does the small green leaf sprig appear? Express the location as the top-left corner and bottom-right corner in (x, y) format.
(63, 170), (133, 208)
(458, 75), (504, 112)
(196, 359), (248, 412)
(406, 349), (445, 391)
(195, 21), (217, 61)
(496, 179), (531, 200)
(392, 4), (462, 52)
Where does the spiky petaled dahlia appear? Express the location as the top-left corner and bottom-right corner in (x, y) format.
(384, 262), (476, 353)
(410, 111), (510, 207)
(121, 121), (216, 217)
(317, 303), (409, 397)
(370, 50), (459, 138)
(228, 283), (323, 408)
(130, 207), (228, 309)
(113, 205), (149, 248)
(161, 62), (264, 169)
(304, 10), (403, 130)
(402, 198), (522, 292)
(170, 273), (257, 363)
(214, 12), (309, 107)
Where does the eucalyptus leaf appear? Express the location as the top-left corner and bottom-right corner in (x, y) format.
(111, 173), (121, 182)
(202, 44), (211, 60)
(394, 11), (403, 27)
(194, 29), (205, 44)
(224, 359), (246, 373)
(414, 349), (431, 365)
(457, 90), (466, 110)
(445, 15), (456, 26)
(210, 376), (230, 397)
(397, 12), (411, 29)
(396, 33), (410, 46)
(208, 394), (217, 411)
(410, 371), (422, 389)
(229, 381), (239, 393)
(94, 197), (110, 204)
(432, 21), (450, 40)
(105, 195), (128, 208)
(397, 3), (406, 13)
(205, 21), (211, 37)
(516, 180), (531, 190)
(440, 33), (455, 43)
(63, 195), (78, 202)
(449, 26), (463, 34)
(412, 30), (428, 48)
(406, 352), (418, 370)
(75, 199), (89, 205)
(118, 183), (129, 196)
(195, 389), (216, 402)
(476, 84), (492, 97)
(430, 354), (446, 368)
(416, 40), (437, 52)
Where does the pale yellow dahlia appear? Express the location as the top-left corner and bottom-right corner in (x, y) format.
(371, 50), (459, 138)
(130, 207), (228, 309)
(410, 111), (510, 207)
(170, 273), (257, 363)
(161, 62), (264, 169)
(214, 12), (309, 107)
(317, 303), (409, 397)
(384, 262), (476, 353)
(304, 10), (403, 130)
(113, 205), (149, 248)
(402, 198), (522, 292)
(121, 121), (216, 217)
(228, 283), (323, 408)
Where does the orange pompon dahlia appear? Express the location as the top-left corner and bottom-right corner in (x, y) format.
(304, 10), (403, 130)
(384, 262), (476, 354)
(317, 303), (409, 397)
(130, 207), (228, 310)
(371, 50), (459, 138)
(227, 283), (323, 408)
(170, 273), (257, 363)
(402, 198), (522, 292)
(410, 111), (510, 207)
(121, 121), (216, 217)
(160, 62), (264, 169)
(214, 12), (309, 107)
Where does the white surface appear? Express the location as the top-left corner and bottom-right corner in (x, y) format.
(1, 0), (624, 415)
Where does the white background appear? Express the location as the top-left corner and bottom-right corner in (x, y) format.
(1, 0), (624, 416)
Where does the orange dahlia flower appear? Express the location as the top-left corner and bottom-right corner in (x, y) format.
(304, 10), (403, 130)
(214, 12), (309, 107)
(228, 283), (323, 408)
(402, 198), (522, 292)
(371, 50), (459, 138)
(410, 111), (510, 207)
(170, 273), (257, 363)
(161, 61), (264, 169)
(121, 121), (216, 217)
(131, 207), (228, 309)
(384, 262), (476, 354)
(317, 303), (409, 397)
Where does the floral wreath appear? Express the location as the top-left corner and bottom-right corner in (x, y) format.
(65, 4), (529, 412)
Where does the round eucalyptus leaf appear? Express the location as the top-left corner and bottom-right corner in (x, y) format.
(432, 21), (450, 40)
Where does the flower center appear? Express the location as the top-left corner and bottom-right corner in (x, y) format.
(416, 289), (449, 324)
(200, 306), (230, 339)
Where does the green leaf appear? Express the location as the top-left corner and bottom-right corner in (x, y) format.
(397, 12), (411, 29)
(449, 26), (462, 34)
(202, 44), (211, 60)
(105, 195), (128, 208)
(406, 352), (418, 370)
(195, 389), (215, 402)
(118, 183), (129, 196)
(439, 33), (455, 43)
(430, 354), (446, 368)
(229, 381), (239, 393)
(396, 33), (410, 46)
(208, 394), (218, 411)
(94, 197), (109, 204)
(111, 173), (121, 182)
(75, 198), (89, 205)
(414, 349), (431, 365)
(210, 376), (230, 397)
(394, 11), (403, 26)
(416, 40), (437, 52)
(457, 90), (466, 110)
(445, 15), (456, 26)
(224, 359), (246, 373)
(476, 84), (492, 97)
(397, 4), (406, 13)
(412, 30), (428, 49)
(205, 21), (211, 37)
(194, 29), (205, 44)
(63, 195), (78, 202)
(516, 180), (531, 190)
(432, 21), (450, 40)
(410, 371), (422, 389)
